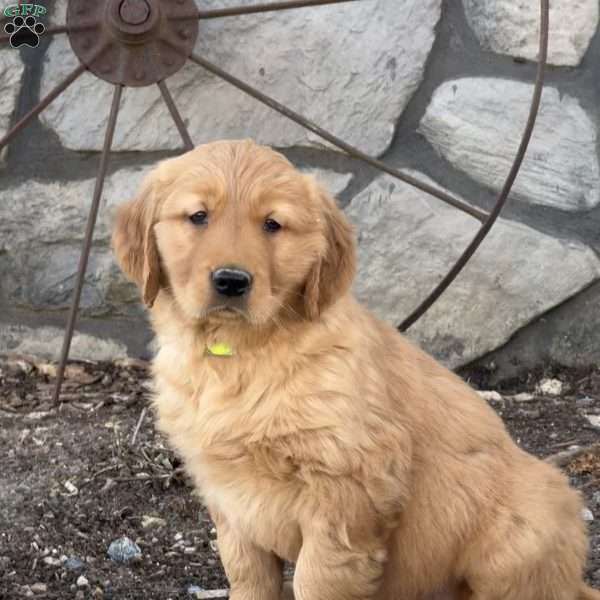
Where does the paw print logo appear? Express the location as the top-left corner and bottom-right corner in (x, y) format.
(4, 15), (45, 49)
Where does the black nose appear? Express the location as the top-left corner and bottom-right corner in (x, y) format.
(211, 267), (253, 297)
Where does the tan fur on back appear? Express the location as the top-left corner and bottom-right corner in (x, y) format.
(112, 140), (597, 600)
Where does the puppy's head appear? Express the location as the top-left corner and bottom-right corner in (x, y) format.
(112, 140), (355, 326)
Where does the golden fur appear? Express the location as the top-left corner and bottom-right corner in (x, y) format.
(112, 140), (598, 600)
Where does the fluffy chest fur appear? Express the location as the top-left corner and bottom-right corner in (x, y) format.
(150, 327), (386, 560)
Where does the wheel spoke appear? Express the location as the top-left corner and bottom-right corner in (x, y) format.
(52, 85), (123, 406)
(158, 80), (194, 151)
(0, 63), (86, 151)
(398, 0), (549, 331)
(186, 52), (488, 221)
(172, 0), (363, 21)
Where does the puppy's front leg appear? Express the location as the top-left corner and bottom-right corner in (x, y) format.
(210, 506), (283, 600)
(293, 520), (387, 600)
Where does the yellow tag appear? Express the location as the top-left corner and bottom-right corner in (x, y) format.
(206, 342), (234, 357)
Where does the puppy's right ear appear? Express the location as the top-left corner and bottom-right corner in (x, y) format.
(112, 174), (162, 308)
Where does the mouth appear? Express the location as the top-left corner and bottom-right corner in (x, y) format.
(204, 305), (247, 320)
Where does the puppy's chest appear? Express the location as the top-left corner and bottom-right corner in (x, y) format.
(154, 373), (304, 558)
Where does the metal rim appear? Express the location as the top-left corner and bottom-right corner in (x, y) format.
(0, 0), (549, 404)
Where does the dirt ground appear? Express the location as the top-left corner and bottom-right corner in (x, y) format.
(2, 356), (600, 599)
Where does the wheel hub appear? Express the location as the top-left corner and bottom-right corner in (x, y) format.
(67, 0), (199, 87)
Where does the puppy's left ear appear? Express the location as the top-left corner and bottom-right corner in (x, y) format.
(111, 173), (163, 308)
(304, 178), (356, 319)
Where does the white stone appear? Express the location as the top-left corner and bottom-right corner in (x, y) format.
(189, 590), (228, 600)
(477, 391), (503, 402)
(419, 79), (600, 212)
(585, 415), (600, 429)
(345, 172), (600, 367)
(76, 575), (89, 588)
(511, 393), (536, 403)
(141, 515), (167, 530)
(40, 0), (441, 155)
(463, 0), (598, 67)
(582, 507), (595, 522)
(0, 49), (25, 162)
(535, 378), (563, 397)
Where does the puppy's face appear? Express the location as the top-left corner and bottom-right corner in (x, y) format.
(112, 140), (355, 326)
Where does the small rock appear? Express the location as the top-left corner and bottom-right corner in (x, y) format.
(209, 540), (219, 553)
(477, 390), (503, 402)
(64, 557), (85, 571)
(141, 515), (166, 530)
(592, 491), (600, 507)
(115, 358), (148, 370)
(75, 592), (85, 600)
(536, 378), (563, 397)
(174, 532), (183, 541)
(30, 583), (47, 594)
(93, 587), (104, 599)
(582, 508), (595, 522)
(188, 587), (229, 599)
(63, 481), (79, 496)
(511, 393), (535, 402)
(585, 415), (600, 429)
(107, 536), (141, 563)
(36, 362), (58, 377)
(518, 408), (541, 419)
(64, 364), (97, 384)
(576, 396), (595, 409)
(42, 556), (62, 566)
(77, 575), (89, 588)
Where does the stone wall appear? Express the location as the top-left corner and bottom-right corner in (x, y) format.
(1, 0), (600, 377)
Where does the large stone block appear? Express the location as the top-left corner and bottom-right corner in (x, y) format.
(0, 166), (150, 315)
(0, 324), (128, 362)
(0, 49), (25, 162)
(463, 0), (598, 66)
(39, 0), (441, 156)
(419, 78), (600, 212)
(346, 173), (600, 367)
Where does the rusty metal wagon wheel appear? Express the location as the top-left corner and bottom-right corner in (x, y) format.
(0, 0), (549, 404)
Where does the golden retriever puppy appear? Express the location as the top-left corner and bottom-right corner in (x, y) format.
(112, 140), (597, 600)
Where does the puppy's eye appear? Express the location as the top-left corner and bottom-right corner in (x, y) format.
(189, 211), (208, 226)
(263, 218), (282, 233)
